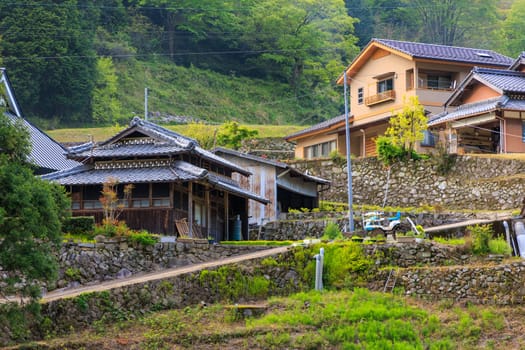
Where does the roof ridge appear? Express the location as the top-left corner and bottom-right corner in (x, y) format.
(474, 67), (525, 76)
(374, 38), (503, 53)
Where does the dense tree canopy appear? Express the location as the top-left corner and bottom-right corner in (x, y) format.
(0, 0), (518, 127)
(0, 113), (70, 297)
(0, 1), (97, 126)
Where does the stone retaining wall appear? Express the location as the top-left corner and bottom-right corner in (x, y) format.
(55, 240), (270, 289)
(369, 259), (525, 305)
(42, 248), (306, 339)
(290, 156), (525, 210)
(258, 211), (494, 241)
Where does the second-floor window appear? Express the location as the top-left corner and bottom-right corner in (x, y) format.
(357, 87), (364, 104)
(427, 74), (452, 90)
(377, 78), (393, 93)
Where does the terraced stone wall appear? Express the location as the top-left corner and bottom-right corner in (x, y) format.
(290, 156), (525, 210)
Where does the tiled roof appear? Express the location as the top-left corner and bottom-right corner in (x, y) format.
(67, 117), (251, 176)
(375, 39), (513, 67)
(213, 147), (330, 185)
(428, 96), (522, 127)
(69, 143), (188, 158)
(42, 159), (268, 204)
(473, 68), (525, 93)
(41, 160), (207, 185)
(509, 52), (525, 71)
(284, 114), (347, 140)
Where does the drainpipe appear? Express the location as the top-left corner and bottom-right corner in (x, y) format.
(495, 116), (505, 154)
(360, 129), (365, 158)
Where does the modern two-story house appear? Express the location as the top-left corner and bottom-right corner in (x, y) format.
(286, 39), (514, 158)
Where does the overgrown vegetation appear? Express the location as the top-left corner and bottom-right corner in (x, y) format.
(21, 289), (524, 349)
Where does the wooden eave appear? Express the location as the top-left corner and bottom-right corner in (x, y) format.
(336, 41), (413, 85)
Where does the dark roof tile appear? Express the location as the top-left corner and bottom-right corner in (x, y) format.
(375, 39), (513, 67)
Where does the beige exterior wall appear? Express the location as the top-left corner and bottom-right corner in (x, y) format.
(350, 50), (414, 120)
(293, 132), (338, 159)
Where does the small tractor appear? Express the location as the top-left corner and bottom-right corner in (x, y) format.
(362, 211), (409, 239)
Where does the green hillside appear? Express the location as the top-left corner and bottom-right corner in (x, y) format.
(111, 58), (340, 126)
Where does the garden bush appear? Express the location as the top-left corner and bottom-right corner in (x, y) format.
(62, 216), (95, 236)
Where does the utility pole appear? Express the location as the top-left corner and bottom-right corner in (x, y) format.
(144, 87), (149, 121)
(343, 71), (354, 232)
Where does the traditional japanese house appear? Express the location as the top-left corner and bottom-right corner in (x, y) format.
(42, 117), (269, 240)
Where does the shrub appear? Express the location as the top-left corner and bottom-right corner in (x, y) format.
(488, 238), (512, 255)
(322, 222), (343, 241)
(376, 136), (405, 165)
(128, 230), (159, 246)
(468, 224), (493, 255)
(62, 216), (95, 235)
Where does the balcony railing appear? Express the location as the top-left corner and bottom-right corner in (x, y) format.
(365, 90), (395, 106)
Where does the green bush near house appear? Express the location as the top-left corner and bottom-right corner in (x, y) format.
(62, 216), (95, 236)
(128, 231), (159, 246)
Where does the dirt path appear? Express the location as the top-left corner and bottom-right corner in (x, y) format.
(41, 246), (290, 303)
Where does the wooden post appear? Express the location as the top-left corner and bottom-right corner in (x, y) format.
(224, 193), (229, 241)
(205, 187), (211, 238)
(188, 182), (193, 237)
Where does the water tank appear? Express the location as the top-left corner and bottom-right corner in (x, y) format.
(232, 215), (242, 241)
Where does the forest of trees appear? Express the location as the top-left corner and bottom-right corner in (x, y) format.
(0, 0), (524, 127)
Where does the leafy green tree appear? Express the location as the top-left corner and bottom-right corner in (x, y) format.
(497, 0), (525, 57)
(0, 1), (96, 125)
(0, 113), (70, 297)
(216, 121), (258, 150)
(409, 0), (498, 46)
(241, 0), (358, 90)
(92, 57), (122, 124)
(385, 95), (427, 154)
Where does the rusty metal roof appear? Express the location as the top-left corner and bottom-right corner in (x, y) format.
(213, 147), (330, 185)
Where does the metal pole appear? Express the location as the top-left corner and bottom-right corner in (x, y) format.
(343, 71), (354, 232)
(144, 87), (149, 121)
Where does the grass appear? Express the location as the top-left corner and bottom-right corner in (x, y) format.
(47, 123), (304, 144)
(23, 289), (525, 349)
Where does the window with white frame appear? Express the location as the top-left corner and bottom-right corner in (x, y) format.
(377, 78), (393, 93)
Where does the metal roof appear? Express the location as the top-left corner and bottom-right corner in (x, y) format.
(207, 173), (269, 204)
(374, 39), (513, 67)
(213, 147), (330, 185)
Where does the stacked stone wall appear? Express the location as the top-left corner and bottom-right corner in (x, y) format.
(290, 156), (525, 210)
(56, 240), (269, 289)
